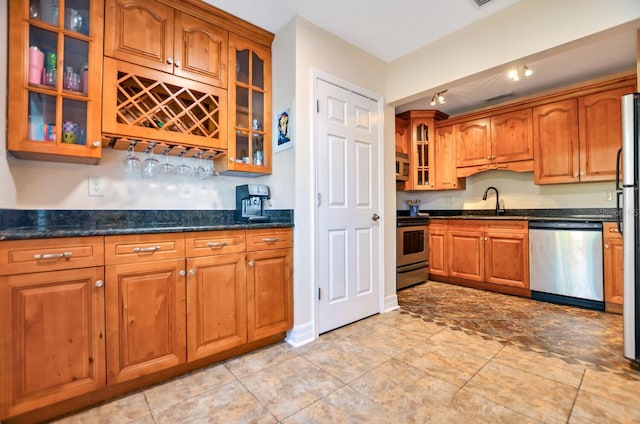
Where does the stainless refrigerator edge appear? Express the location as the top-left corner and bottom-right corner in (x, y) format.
(618, 92), (640, 368)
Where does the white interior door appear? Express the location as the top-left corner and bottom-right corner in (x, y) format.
(316, 77), (382, 334)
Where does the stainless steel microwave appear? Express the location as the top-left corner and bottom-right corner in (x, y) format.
(396, 153), (409, 181)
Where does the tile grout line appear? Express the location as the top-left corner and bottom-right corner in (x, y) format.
(565, 369), (587, 424)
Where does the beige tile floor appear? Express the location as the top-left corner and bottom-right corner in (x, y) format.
(53, 282), (640, 424)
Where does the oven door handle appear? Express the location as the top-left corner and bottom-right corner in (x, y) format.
(397, 261), (429, 273)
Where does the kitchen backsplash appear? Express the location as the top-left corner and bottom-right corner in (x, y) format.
(1, 148), (295, 210)
(397, 170), (618, 211)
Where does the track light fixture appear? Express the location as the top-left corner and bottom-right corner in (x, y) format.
(430, 90), (448, 106)
(508, 65), (533, 81)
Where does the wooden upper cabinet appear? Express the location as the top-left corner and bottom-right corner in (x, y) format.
(490, 109), (533, 163)
(456, 110), (532, 176)
(395, 110), (449, 191)
(533, 99), (580, 184)
(104, 0), (174, 73)
(578, 86), (633, 182)
(217, 33), (272, 175)
(395, 117), (411, 154)
(105, 0), (228, 88)
(434, 125), (464, 190)
(534, 84), (633, 184)
(173, 12), (228, 88)
(456, 118), (491, 167)
(7, 0), (105, 164)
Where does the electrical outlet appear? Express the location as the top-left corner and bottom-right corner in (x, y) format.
(88, 177), (104, 197)
(603, 190), (613, 201)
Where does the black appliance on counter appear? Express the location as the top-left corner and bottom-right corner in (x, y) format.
(235, 184), (271, 222)
(396, 216), (429, 290)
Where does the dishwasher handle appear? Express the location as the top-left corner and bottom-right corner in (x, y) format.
(528, 221), (602, 230)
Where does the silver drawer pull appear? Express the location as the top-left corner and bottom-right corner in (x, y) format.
(133, 246), (162, 253)
(207, 241), (228, 248)
(33, 251), (73, 260)
(262, 237), (280, 243)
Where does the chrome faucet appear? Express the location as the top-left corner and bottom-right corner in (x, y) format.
(482, 186), (503, 216)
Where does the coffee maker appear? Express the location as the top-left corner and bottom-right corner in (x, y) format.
(235, 184), (271, 222)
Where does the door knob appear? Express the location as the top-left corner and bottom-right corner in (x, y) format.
(371, 213), (380, 222)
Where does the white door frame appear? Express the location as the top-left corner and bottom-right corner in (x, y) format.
(311, 69), (386, 337)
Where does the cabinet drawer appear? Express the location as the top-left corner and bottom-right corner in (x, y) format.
(186, 230), (246, 257)
(603, 222), (622, 239)
(246, 228), (293, 251)
(484, 220), (528, 232)
(105, 234), (185, 265)
(0, 237), (104, 276)
(447, 219), (484, 229)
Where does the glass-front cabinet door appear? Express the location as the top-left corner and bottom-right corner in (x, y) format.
(218, 33), (272, 175)
(8, 0), (104, 164)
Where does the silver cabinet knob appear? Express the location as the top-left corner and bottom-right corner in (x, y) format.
(167, 57), (174, 65)
(248, 260), (254, 267)
(92, 141), (101, 148)
(95, 279), (104, 287)
(188, 269), (196, 276)
(174, 60), (181, 68)
(604, 244), (610, 249)
(179, 270), (186, 276)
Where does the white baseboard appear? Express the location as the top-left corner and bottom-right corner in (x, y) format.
(384, 294), (399, 312)
(285, 321), (315, 347)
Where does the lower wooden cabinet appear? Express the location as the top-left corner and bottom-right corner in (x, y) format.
(428, 221), (448, 277)
(246, 228), (294, 341)
(0, 238), (105, 419)
(0, 228), (293, 422)
(105, 258), (187, 384)
(603, 222), (623, 313)
(105, 234), (187, 384)
(247, 248), (293, 341)
(448, 222), (484, 282)
(430, 219), (529, 296)
(186, 230), (248, 361)
(484, 225), (529, 289)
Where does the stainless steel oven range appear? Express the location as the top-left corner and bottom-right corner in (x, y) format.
(397, 216), (429, 290)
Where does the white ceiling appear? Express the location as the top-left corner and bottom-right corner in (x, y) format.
(203, 0), (524, 63)
(203, 0), (637, 116)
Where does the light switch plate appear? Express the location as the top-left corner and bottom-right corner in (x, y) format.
(88, 177), (104, 197)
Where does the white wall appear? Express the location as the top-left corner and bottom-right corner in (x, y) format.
(387, 0), (640, 105)
(284, 17), (394, 344)
(397, 172), (617, 213)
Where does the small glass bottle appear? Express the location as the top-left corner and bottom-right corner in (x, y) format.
(63, 66), (73, 90)
(81, 63), (89, 95)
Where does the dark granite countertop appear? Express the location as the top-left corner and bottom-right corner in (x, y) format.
(0, 209), (294, 241)
(397, 208), (619, 223)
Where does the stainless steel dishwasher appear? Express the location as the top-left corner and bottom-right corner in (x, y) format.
(529, 221), (604, 311)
